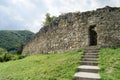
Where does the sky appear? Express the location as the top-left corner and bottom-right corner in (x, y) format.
(0, 0), (120, 33)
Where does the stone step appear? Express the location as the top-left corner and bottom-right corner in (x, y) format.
(84, 50), (99, 53)
(74, 72), (101, 80)
(77, 65), (100, 73)
(84, 49), (99, 51)
(80, 61), (98, 66)
(82, 55), (98, 58)
(82, 58), (98, 61)
(83, 46), (100, 50)
(85, 53), (98, 55)
(83, 54), (98, 57)
(84, 48), (99, 51)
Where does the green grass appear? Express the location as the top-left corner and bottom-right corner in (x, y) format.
(99, 48), (120, 80)
(0, 51), (83, 80)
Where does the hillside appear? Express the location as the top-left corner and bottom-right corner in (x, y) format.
(0, 51), (83, 80)
(0, 30), (34, 53)
(0, 48), (120, 80)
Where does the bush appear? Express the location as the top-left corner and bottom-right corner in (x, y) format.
(0, 48), (8, 54)
(0, 48), (10, 62)
(0, 48), (26, 62)
(76, 49), (83, 52)
(0, 56), (3, 62)
(3, 53), (11, 61)
(0, 53), (12, 62)
(11, 55), (26, 60)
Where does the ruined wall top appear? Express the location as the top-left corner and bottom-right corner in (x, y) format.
(22, 6), (120, 54)
(34, 6), (120, 38)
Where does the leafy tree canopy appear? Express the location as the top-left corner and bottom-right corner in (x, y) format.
(0, 30), (34, 54)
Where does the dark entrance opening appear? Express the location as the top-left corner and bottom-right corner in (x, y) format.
(89, 25), (97, 46)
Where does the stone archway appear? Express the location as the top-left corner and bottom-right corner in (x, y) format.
(89, 25), (97, 46)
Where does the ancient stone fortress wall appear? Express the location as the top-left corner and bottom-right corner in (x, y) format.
(22, 6), (120, 55)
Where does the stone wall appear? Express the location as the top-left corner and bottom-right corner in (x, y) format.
(22, 6), (120, 55)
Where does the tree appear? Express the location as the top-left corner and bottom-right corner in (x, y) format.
(0, 48), (10, 62)
(0, 48), (8, 54)
(44, 13), (56, 26)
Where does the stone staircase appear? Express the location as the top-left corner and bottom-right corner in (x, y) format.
(74, 46), (101, 80)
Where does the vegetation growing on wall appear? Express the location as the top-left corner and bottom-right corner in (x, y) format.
(44, 13), (56, 26)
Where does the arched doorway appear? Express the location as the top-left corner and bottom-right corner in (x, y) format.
(89, 25), (97, 46)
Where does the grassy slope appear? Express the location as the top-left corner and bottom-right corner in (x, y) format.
(99, 48), (120, 80)
(0, 51), (83, 80)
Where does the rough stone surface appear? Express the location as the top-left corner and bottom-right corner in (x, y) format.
(78, 65), (100, 70)
(78, 65), (100, 73)
(22, 6), (120, 55)
(74, 72), (101, 80)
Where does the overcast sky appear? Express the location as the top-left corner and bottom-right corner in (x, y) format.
(0, 0), (120, 33)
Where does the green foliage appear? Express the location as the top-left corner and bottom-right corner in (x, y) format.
(0, 30), (34, 53)
(76, 48), (83, 52)
(99, 48), (120, 80)
(0, 53), (12, 62)
(44, 13), (56, 26)
(0, 50), (83, 80)
(0, 48), (8, 54)
(0, 48), (26, 62)
(10, 54), (26, 60)
(0, 48), (10, 62)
